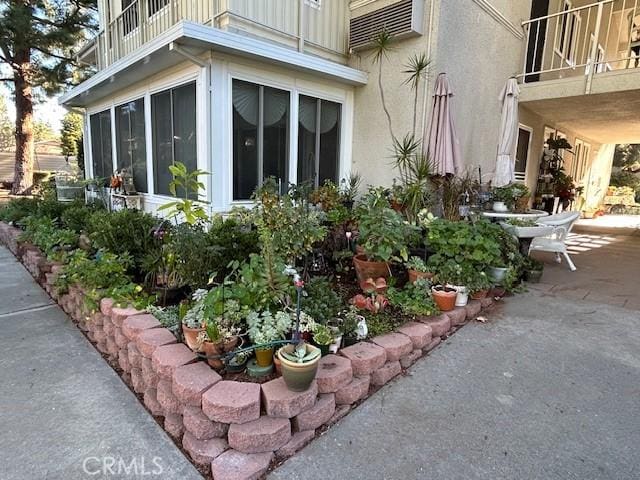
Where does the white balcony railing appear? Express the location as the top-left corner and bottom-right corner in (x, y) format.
(90, 0), (348, 71)
(519, 0), (640, 86)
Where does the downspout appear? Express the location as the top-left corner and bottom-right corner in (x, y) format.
(420, 0), (439, 146)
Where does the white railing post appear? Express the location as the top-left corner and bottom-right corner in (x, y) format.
(298, 0), (305, 52)
(521, 22), (531, 82)
(586, 1), (604, 94)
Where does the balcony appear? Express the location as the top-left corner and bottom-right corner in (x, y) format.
(83, 0), (349, 72)
(519, 0), (640, 92)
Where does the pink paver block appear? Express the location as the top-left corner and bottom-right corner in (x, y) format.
(182, 431), (228, 467)
(261, 377), (317, 419)
(276, 429), (315, 458)
(315, 355), (353, 394)
(334, 375), (370, 405)
(128, 342), (142, 369)
(448, 307), (467, 327)
(418, 314), (451, 338)
(135, 328), (177, 358)
(130, 367), (146, 394)
(105, 336), (119, 356)
(118, 349), (131, 372)
(371, 333), (413, 362)
(152, 343), (198, 379)
(481, 296), (494, 309)
(102, 319), (115, 336)
(111, 306), (143, 327)
(100, 298), (115, 316)
(141, 357), (159, 389)
(396, 322), (432, 349)
(202, 381), (261, 424)
(211, 450), (273, 480)
(328, 404), (351, 425)
(122, 314), (161, 340)
(424, 336), (441, 352)
(339, 342), (387, 376)
(157, 379), (182, 415)
(400, 349), (423, 369)
(143, 388), (164, 416)
(183, 406), (229, 440)
(172, 362), (222, 407)
(164, 413), (184, 438)
(227, 416), (291, 454)
(371, 360), (402, 386)
(293, 393), (335, 431)
(465, 300), (482, 320)
(114, 329), (129, 349)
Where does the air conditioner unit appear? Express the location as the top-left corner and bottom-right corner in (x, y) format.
(349, 0), (424, 51)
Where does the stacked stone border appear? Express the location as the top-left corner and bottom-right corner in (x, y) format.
(0, 221), (496, 480)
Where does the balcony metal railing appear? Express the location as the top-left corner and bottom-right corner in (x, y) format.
(519, 0), (640, 87)
(90, 0), (347, 71)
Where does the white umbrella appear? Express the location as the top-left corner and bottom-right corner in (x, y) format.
(493, 78), (520, 187)
(426, 73), (462, 176)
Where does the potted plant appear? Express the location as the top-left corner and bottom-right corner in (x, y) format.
(469, 271), (493, 299)
(226, 350), (250, 373)
(247, 310), (292, 368)
(277, 341), (322, 392)
(198, 319), (242, 370)
(181, 293), (206, 351)
(340, 307), (362, 347)
(432, 260), (474, 308)
(405, 256), (433, 284)
(387, 279), (440, 317)
(339, 172), (362, 210)
(492, 183), (529, 212)
(312, 324), (334, 356)
(431, 284), (457, 312)
(524, 257), (544, 283)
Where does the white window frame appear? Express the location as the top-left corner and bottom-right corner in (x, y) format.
(554, 0), (573, 59)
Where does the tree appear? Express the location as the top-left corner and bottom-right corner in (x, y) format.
(0, 94), (13, 151)
(33, 119), (55, 142)
(60, 110), (82, 160)
(613, 144), (640, 169)
(0, 1), (97, 194)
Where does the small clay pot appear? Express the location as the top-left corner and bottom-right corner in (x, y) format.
(408, 269), (433, 284)
(470, 289), (489, 300)
(255, 346), (275, 368)
(353, 254), (390, 283)
(201, 341), (225, 369)
(182, 324), (205, 351)
(431, 285), (457, 312)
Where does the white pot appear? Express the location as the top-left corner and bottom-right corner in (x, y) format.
(492, 201), (509, 212)
(454, 286), (469, 307)
(488, 266), (508, 284)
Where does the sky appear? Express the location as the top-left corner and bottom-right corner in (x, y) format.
(1, 84), (68, 133)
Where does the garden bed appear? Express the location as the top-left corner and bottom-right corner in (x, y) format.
(0, 220), (498, 480)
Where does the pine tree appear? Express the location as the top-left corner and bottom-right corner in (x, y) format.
(0, 0), (97, 194)
(0, 94), (14, 151)
(60, 110), (82, 160)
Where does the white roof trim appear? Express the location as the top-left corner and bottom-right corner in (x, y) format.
(60, 21), (367, 106)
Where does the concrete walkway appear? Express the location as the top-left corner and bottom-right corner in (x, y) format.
(0, 246), (202, 480)
(271, 227), (640, 480)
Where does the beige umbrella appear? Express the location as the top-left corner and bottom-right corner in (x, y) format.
(426, 73), (462, 176)
(493, 78), (520, 187)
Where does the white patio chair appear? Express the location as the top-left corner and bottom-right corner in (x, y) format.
(528, 211), (580, 271)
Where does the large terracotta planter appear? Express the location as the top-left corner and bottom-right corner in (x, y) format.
(277, 344), (321, 392)
(353, 254), (390, 283)
(408, 269), (433, 284)
(182, 324), (205, 351)
(431, 286), (457, 312)
(255, 346), (275, 367)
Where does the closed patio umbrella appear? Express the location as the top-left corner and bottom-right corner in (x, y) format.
(493, 78), (520, 187)
(426, 73), (462, 176)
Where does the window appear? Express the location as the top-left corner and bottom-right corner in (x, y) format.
(232, 79), (290, 200)
(151, 82), (197, 196)
(115, 97), (148, 192)
(298, 95), (341, 188)
(555, 0), (580, 63)
(514, 126), (532, 182)
(89, 109), (113, 183)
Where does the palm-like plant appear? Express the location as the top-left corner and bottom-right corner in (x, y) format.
(370, 28), (395, 142)
(403, 52), (431, 137)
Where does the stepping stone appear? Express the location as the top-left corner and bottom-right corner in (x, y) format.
(172, 361), (221, 407)
(152, 343), (197, 379)
(339, 342), (387, 375)
(276, 430), (315, 458)
(371, 333), (413, 362)
(418, 314), (451, 337)
(261, 377), (317, 418)
(396, 322), (432, 349)
(315, 354), (353, 393)
(371, 360), (401, 386)
(202, 381), (261, 424)
(227, 416), (291, 453)
(183, 406), (229, 440)
(122, 314), (161, 340)
(293, 393), (335, 431)
(335, 375), (370, 405)
(211, 450), (273, 480)
(136, 328), (177, 358)
(182, 431), (227, 467)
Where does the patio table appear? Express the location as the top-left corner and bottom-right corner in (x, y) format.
(481, 210), (550, 255)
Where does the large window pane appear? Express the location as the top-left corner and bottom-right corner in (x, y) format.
(297, 95), (340, 188)
(89, 109), (113, 184)
(232, 80), (289, 200)
(116, 98), (147, 192)
(151, 82), (197, 197)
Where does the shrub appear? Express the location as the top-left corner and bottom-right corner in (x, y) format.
(60, 202), (105, 233)
(0, 197), (40, 223)
(386, 279), (439, 316)
(20, 216), (78, 257)
(300, 276), (342, 323)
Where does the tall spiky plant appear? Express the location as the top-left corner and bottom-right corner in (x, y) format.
(370, 28), (395, 143)
(403, 53), (431, 137)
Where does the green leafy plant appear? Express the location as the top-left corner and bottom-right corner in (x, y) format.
(386, 278), (439, 316)
(0, 197), (40, 223)
(300, 276), (342, 323)
(20, 216), (78, 257)
(146, 305), (180, 330)
(340, 172), (362, 206)
(158, 162), (210, 225)
(246, 310), (292, 346)
(466, 271), (492, 294)
(492, 183), (530, 209)
(505, 218), (537, 227)
(279, 342), (321, 363)
(312, 324), (334, 345)
(405, 256), (430, 272)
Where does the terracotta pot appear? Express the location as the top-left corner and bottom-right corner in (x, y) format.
(255, 346), (275, 367)
(352, 254), (390, 283)
(182, 324), (205, 351)
(408, 269), (433, 284)
(431, 286), (457, 312)
(202, 340), (225, 369)
(470, 289), (489, 300)
(277, 344), (321, 392)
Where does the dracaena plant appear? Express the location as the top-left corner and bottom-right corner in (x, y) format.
(158, 162), (210, 225)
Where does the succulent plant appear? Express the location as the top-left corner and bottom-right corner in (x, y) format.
(280, 342), (321, 364)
